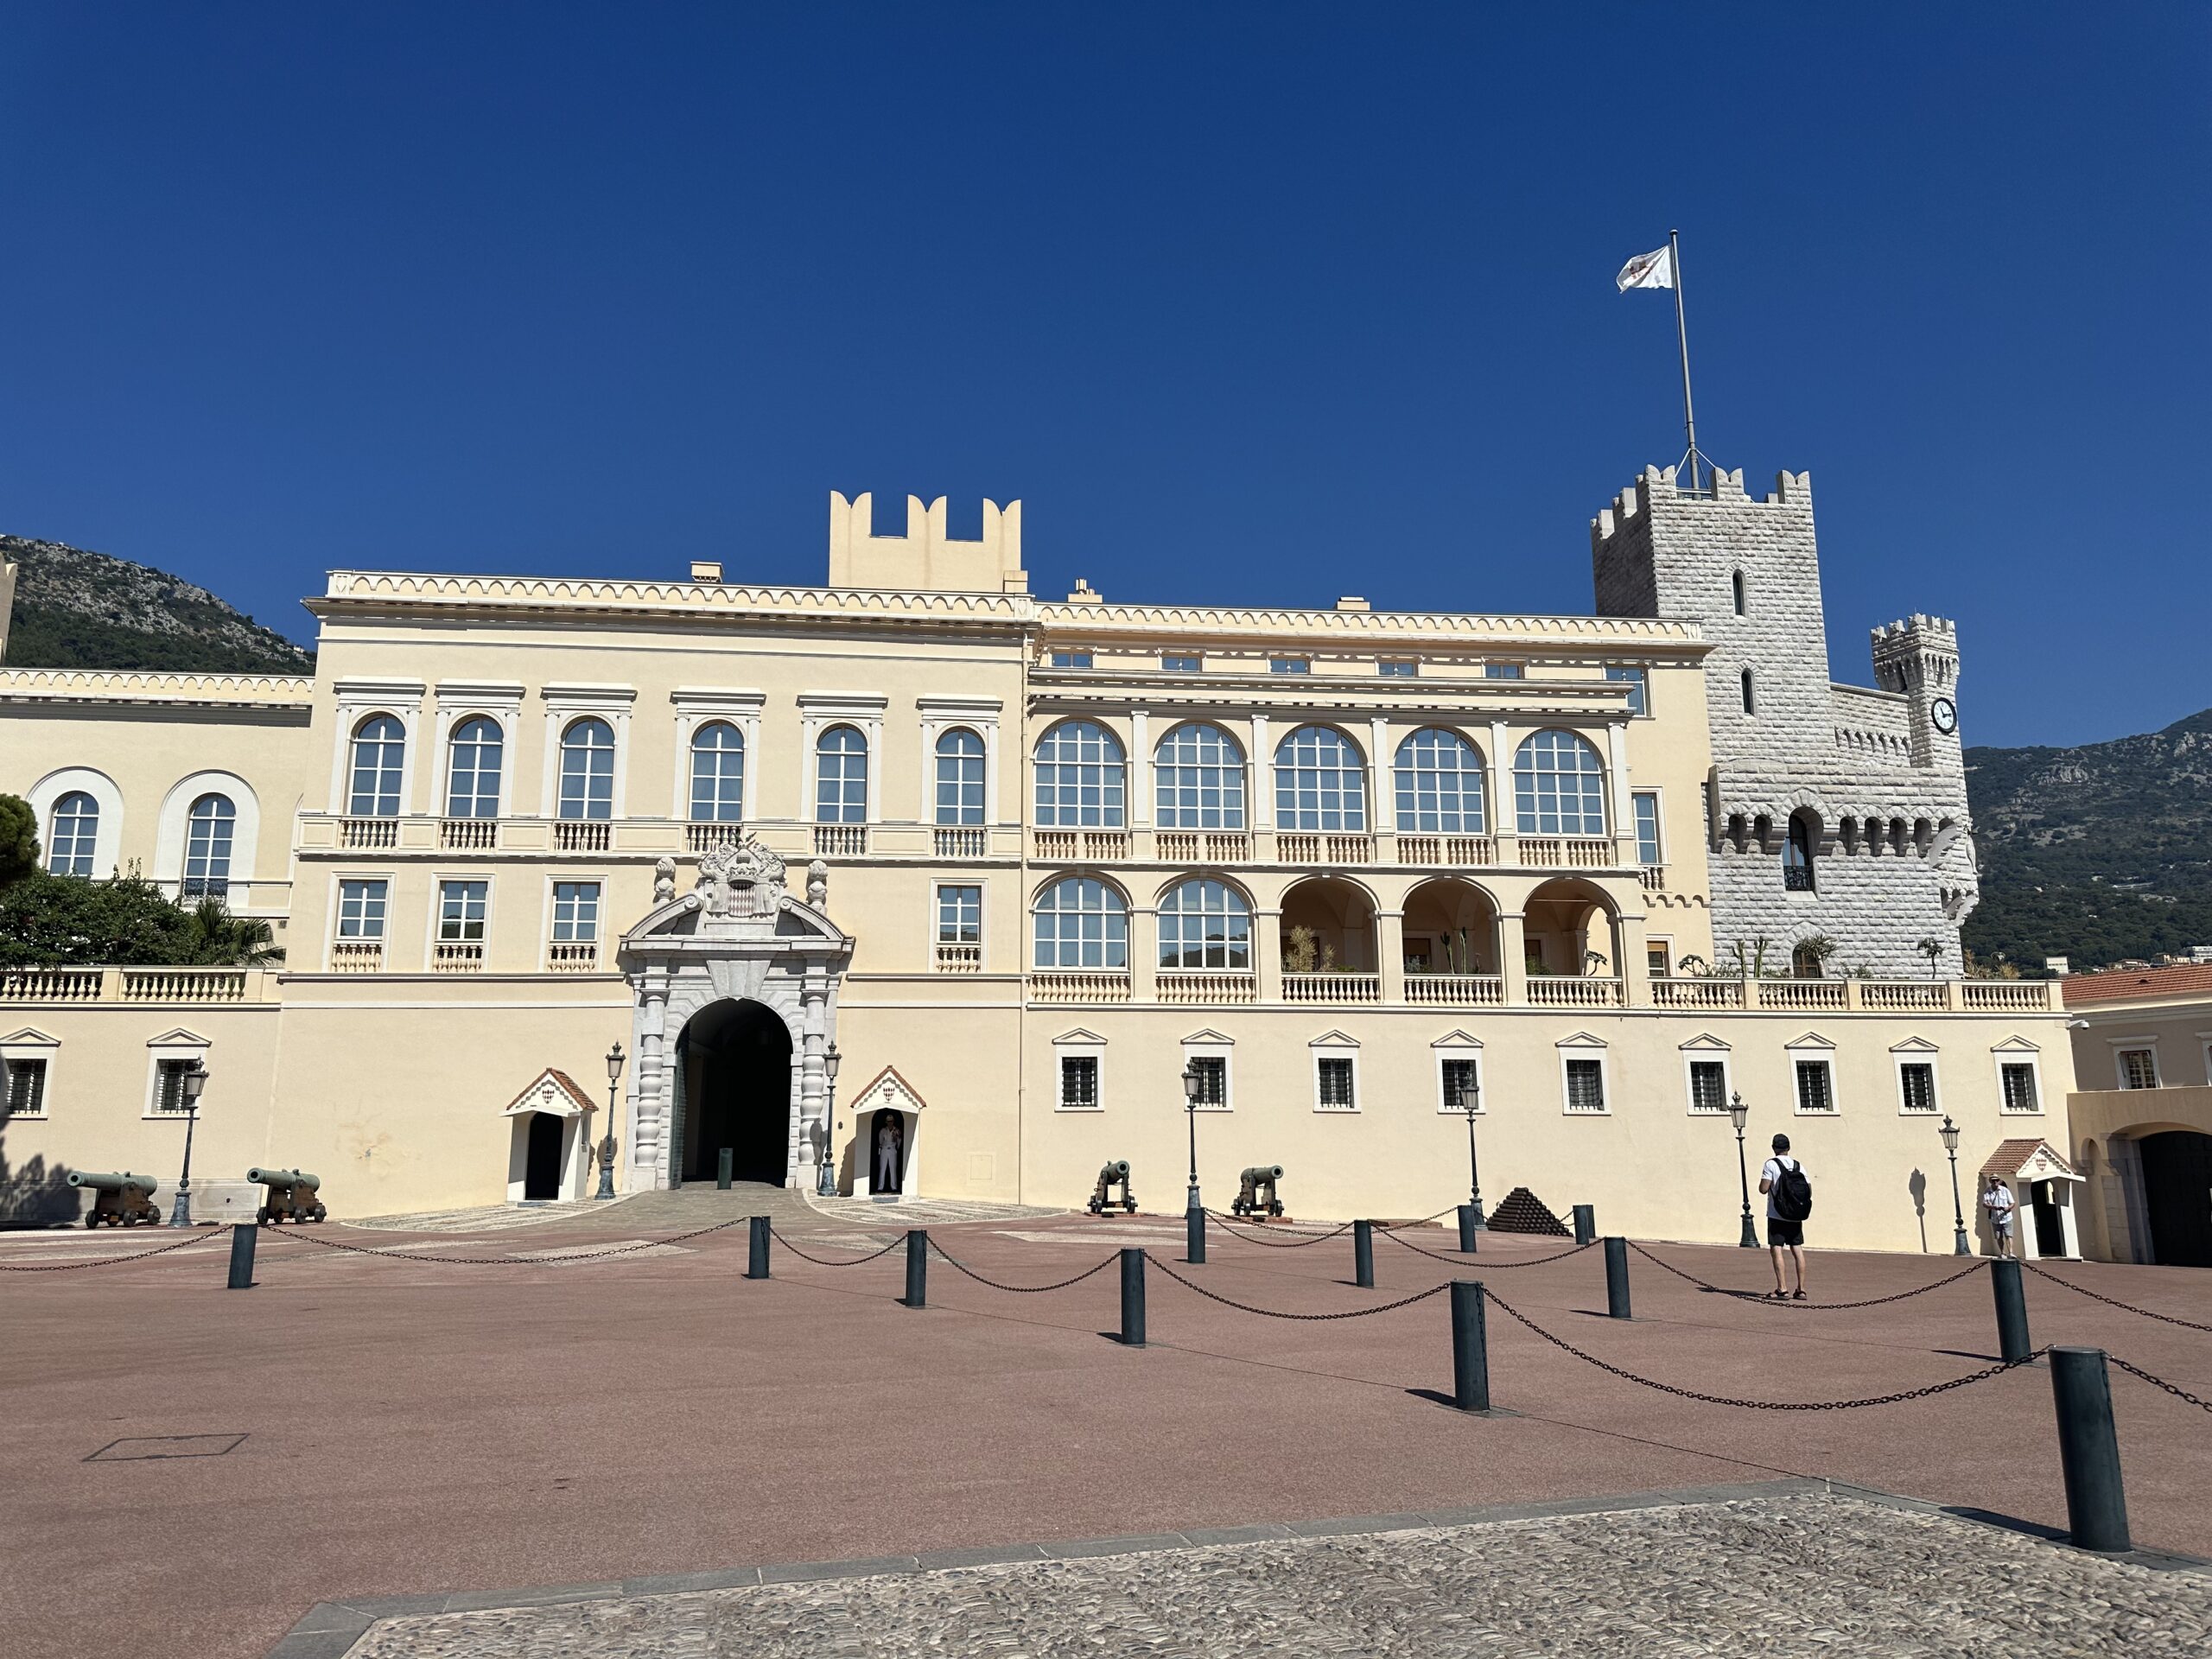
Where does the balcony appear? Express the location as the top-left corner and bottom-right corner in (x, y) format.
(1155, 830), (1250, 864)
(434, 941), (486, 973)
(1527, 976), (1624, 1008)
(1651, 977), (1745, 1010)
(330, 940), (385, 973)
(933, 827), (988, 860)
(1, 968), (105, 1001)
(1277, 833), (1373, 866)
(554, 821), (611, 853)
(687, 821), (741, 853)
(1758, 979), (1848, 1012)
(1033, 829), (1128, 862)
(547, 941), (601, 972)
(1403, 973), (1504, 1007)
(1158, 970), (1258, 1004)
(1519, 836), (1613, 869)
(814, 824), (868, 857)
(2, 967), (276, 1004)
(1282, 972), (1382, 1004)
(1400, 835), (1496, 868)
(341, 817), (398, 850)
(440, 817), (498, 850)
(933, 942), (982, 974)
(1639, 864), (1666, 891)
(1858, 980), (1946, 1011)
(1028, 970), (1130, 1004)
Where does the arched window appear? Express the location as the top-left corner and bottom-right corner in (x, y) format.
(1784, 812), (1816, 891)
(1154, 723), (1245, 830)
(47, 791), (99, 876)
(347, 715), (406, 817)
(1158, 878), (1251, 969)
(1032, 876), (1128, 969)
(1274, 726), (1367, 831)
(1033, 721), (1125, 827)
(1394, 729), (1486, 834)
(181, 794), (235, 899)
(1732, 569), (1746, 615)
(815, 726), (868, 823)
(445, 716), (503, 819)
(690, 722), (745, 823)
(1740, 669), (1756, 715)
(934, 729), (986, 825)
(1513, 730), (1607, 836)
(557, 717), (615, 821)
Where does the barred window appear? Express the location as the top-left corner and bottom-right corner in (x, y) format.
(1187, 1055), (1227, 1108)
(1157, 878), (1251, 969)
(1033, 721), (1126, 827)
(557, 718), (615, 822)
(815, 726), (869, 824)
(1898, 1062), (1936, 1114)
(181, 794), (235, 899)
(551, 880), (601, 944)
(1274, 726), (1367, 831)
(437, 880), (488, 943)
(1688, 1060), (1727, 1114)
(447, 716), (505, 819)
(47, 791), (99, 876)
(1441, 1058), (1480, 1112)
(153, 1058), (198, 1114)
(1058, 1056), (1099, 1109)
(1513, 729), (1606, 836)
(1154, 723), (1245, 830)
(690, 722), (745, 823)
(1565, 1058), (1606, 1113)
(1032, 877), (1128, 969)
(347, 715), (406, 817)
(1795, 1058), (1835, 1113)
(1316, 1056), (1356, 1110)
(1394, 728), (1485, 834)
(2000, 1063), (2040, 1113)
(4, 1058), (47, 1117)
(934, 729), (987, 826)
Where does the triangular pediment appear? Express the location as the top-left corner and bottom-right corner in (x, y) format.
(1554, 1030), (1607, 1049)
(1889, 1036), (1941, 1054)
(1430, 1029), (1484, 1049)
(1307, 1029), (1361, 1048)
(1052, 1027), (1108, 1046)
(0, 1026), (60, 1047)
(1180, 1028), (1236, 1046)
(1990, 1035), (2042, 1054)
(145, 1027), (210, 1048)
(1678, 1032), (1731, 1052)
(502, 1067), (595, 1119)
(848, 1065), (927, 1114)
(1784, 1032), (1837, 1051)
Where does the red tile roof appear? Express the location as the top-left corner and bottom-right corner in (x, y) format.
(2061, 963), (2212, 1006)
(1980, 1136), (2079, 1181)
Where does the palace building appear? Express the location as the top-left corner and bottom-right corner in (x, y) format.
(0, 469), (2076, 1252)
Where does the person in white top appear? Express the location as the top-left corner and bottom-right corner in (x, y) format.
(1758, 1132), (1808, 1300)
(1980, 1174), (2016, 1258)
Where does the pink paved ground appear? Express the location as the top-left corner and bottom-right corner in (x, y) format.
(3, 1212), (2209, 1659)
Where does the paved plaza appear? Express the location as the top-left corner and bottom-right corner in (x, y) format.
(3, 1195), (2209, 1659)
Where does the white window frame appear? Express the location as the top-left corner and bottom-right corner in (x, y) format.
(1558, 1035), (1610, 1116)
(1433, 1031), (1484, 1115)
(427, 874), (494, 964)
(1052, 1028), (1107, 1113)
(933, 880), (985, 948)
(1647, 936), (1675, 978)
(330, 873), (393, 962)
(431, 681), (525, 821)
(327, 678), (426, 815)
(1680, 1036), (1731, 1116)
(1310, 1032), (1360, 1114)
(143, 1028), (211, 1120)
(536, 684), (636, 820)
(1632, 789), (1663, 866)
(1788, 1034), (1839, 1115)
(2202, 1033), (2212, 1090)
(670, 688), (765, 822)
(1162, 652), (1204, 674)
(918, 696), (1003, 829)
(1180, 1029), (1234, 1113)
(1891, 1038), (1942, 1116)
(1605, 664), (1650, 717)
(28, 766), (126, 880)
(0, 1027), (60, 1120)
(1992, 1039), (2044, 1116)
(2111, 1039), (2160, 1090)
(1269, 657), (1312, 676)
(1378, 658), (1418, 678)
(153, 772), (261, 901)
(544, 874), (607, 963)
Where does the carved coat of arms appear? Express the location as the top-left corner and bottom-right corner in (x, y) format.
(693, 836), (786, 920)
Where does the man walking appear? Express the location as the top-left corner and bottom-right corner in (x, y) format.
(1758, 1133), (1812, 1300)
(1980, 1173), (2016, 1259)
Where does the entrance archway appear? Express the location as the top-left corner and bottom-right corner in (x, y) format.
(673, 999), (792, 1185)
(2140, 1130), (2212, 1267)
(524, 1113), (564, 1200)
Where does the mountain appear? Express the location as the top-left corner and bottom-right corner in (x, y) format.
(1, 534), (314, 676)
(1964, 709), (2212, 972)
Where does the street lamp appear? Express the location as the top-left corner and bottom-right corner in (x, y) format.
(1181, 1061), (1204, 1212)
(594, 1041), (624, 1199)
(1459, 1077), (1486, 1230)
(817, 1041), (842, 1197)
(1728, 1091), (1758, 1249)
(1938, 1113), (1971, 1255)
(168, 1060), (208, 1227)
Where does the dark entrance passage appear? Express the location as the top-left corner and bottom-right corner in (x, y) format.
(524, 1112), (564, 1200)
(2030, 1180), (2066, 1259)
(2140, 1130), (2212, 1268)
(674, 999), (792, 1186)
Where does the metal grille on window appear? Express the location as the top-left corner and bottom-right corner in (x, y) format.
(557, 718), (616, 821)
(1059, 1057), (1098, 1109)
(1189, 1055), (1226, 1107)
(1154, 723), (1245, 829)
(1898, 1062), (1936, 1113)
(1274, 726), (1367, 831)
(1317, 1057), (1356, 1109)
(690, 721), (745, 823)
(1566, 1058), (1605, 1113)
(1033, 721), (1125, 827)
(4, 1058), (46, 1116)
(934, 729), (986, 825)
(1441, 1058), (1479, 1112)
(447, 716), (504, 818)
(1157, 879), (1250, 969)
(1033, 878), (1128, 969)
(155, 1058), (196, 1113)
(1395, 728), (1484, 834)
(1688, 1060), (1726, 1114)
(2001, 1063), (2039, 1113)
(1512, 730), (1606, 836)
(1795, 1059), (1834, 1113)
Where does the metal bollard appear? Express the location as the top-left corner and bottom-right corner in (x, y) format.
(1992, 1257), (2032, 1364)
(226, 1223), (257, 1290)
(747, 1215), (771, 1280)
(2050, 1347), (2132, 1552)
(716, 1147), (734, 1191)
(1604, 1236), (1631, 1319)
(1458, 1204), (1480, 1254)
(1572, 1205), (1595, 1246)
(1354, 1220), (1376, 1288)
(1451, 1281), (1490, 1412)
(1185, 1205), (1205, 1265)
(1120, 1248), (1147, 1346)
(905, 1229), (927, 1308)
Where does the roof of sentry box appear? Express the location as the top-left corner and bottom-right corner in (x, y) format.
(1980, 1137), (2080, 1183)
(2060, 963), (2212, 1007)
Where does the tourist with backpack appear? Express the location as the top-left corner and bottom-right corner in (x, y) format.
(1759, 1133), (1812, 1300)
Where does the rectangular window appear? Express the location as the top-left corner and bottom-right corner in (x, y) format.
(1316, 1056), (1356, 1109)
(1484, 663), (1523, 680)
(1269, 658), (1310, 675)
(1440, 1058), (1480, 1112)
(1605, 665), (1649, 716)
(936, 883), (982, 944)
(1633, 792), (1662, 865)
(2000, 1063), (2040, 1113)
(1058, 1055), (1098, 1109)
(1795, 1058), (1835, 1113)
(1162, 653), (1202, 673)
(1648, 943), (1673, 978)
(437, 880), (488, 942)
(2118, 1048), (2158, 1090)
(336, 878), (389, 939)
(551, 880), (601, 943)
(1564, 1058), (1606, 1113)
(1378, 659), (1417, 678)
(1188, 1054), (1227, 1108)
(1050, 651), (1092, 669)
(1897, 1062), (1936, 1114)
(1688, 1060), (1727, 1114)
(4, 1058), (48, 1117)
(153, 1058), (197, 1114)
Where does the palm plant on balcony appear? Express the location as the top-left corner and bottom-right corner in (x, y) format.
(180, 897), (284, 967)
(1283, 925), (1336, 974)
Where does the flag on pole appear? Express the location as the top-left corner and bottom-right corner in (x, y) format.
(1615, 245), (1674, 291)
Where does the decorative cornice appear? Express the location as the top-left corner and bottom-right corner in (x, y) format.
(313, 571), (1032, 623)
(0, 667), (315, 706)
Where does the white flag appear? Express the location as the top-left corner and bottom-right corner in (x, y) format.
(1616, 245), (1674, 291)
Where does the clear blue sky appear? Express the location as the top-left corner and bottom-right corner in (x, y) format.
(3, 3), (2204, 747)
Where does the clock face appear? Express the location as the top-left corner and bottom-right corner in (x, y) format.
(1930, 697), (1957, 735)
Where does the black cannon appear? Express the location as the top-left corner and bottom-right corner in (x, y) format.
(1087, 1160), (1137, 1215)
(68, 1171), (162, 1228)
(1232, 1164), (1284, 1218)
(248, 1167), (327, 1224)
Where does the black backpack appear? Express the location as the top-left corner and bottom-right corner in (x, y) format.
(1771, 1157), (1813, 1222)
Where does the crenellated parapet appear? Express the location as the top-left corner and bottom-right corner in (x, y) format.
(827, 493), (1027, 594)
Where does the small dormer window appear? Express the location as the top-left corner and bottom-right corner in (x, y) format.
(1269, 658), (1310, 675)
(1162, 653), (1201, 673)
(1051, 651), (1093, 670)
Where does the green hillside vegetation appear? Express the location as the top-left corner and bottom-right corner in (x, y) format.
(1, 532), (312, 676)
(3, 601), (314, 676)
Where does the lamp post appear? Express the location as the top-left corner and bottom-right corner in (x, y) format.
(594, 1041), (624, 1199)
(168, 1060), (208, 1227)
(1939, 1113), (1971, 1255)
(1460, 1077), (1486, 1229)
(1728, 1091), (1758, 1249)
(1181, 1062), (1204, 1212)
(817, 1042), (841, 1197)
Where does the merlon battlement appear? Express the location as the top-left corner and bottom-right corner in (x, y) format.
(827, 492), (1027, 594)
(1589, 465), (1814, 548)
(1871, 614), (1957, 645)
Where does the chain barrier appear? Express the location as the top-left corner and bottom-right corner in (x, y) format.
(0, 1226), (234, 1272)
(1627, 1243), (1988, 1310)
(1203, 1211), (1355, 1247)
(766, 1226), (906, 1268)
(1152, 1256), (1451, 1320)
(1382, 1230), (1595, 1268)
(1382, 1206), (1464, 1233)
(929, 1247), (1122, 1294)
(263, 1218), (743, 1265)
(2107, 1355), (2212, 1416)
(2023, 1263), (2212, 1334)
(1482, 1286), (2044, 1410)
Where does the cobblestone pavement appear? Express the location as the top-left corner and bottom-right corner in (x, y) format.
(332, 1491), (2209, 1657)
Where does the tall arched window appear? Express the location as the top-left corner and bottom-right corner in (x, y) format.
(1513, 729), (1607, 836)
(1274, 726), (1367, 831)
(690, 722), (745, 823)
(934, 729), (986, 825)
(1784, 811), (1816, 892)
(1732, 569), (1746, 615)
(347, 715), (406, 817)
(557, 717), (615, 820)
(445, 716), (504, 819)
(1154, 722), (1245, 830)
(1158, 878), (1251, 969)
(1033, 721), (1125, 827)
(181, 794), (236, 899)
(815, 726), (868, 823)
(1032, 876), (1128, 969)
(1394, 729), (1486, 834)
(47, 791), (99, 876)
(1740, 669), (1756, 715)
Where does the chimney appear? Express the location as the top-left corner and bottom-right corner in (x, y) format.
(690, 560), (723, 583)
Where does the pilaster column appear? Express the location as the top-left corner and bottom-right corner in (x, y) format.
(1605, 721), (1637, 867)
(1249, 715), (1273, 830)
(798, 970), (828, 1185)
(1376, 908), (1406, 1004)
(632, 968), (670, 1191)
(1130, 709), (1152, 827)
(1255, 906), (1284, 1002)
(1497, 912), (1528, 1005)
(1615, 906), (1651, 1006)
(1130, 906), (1159, 1001)
(1369, 717), (1395, 832)
(1489, 719), (1517, 861)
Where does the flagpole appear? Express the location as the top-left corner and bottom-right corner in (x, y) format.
(1669, 227), (1707, 493)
